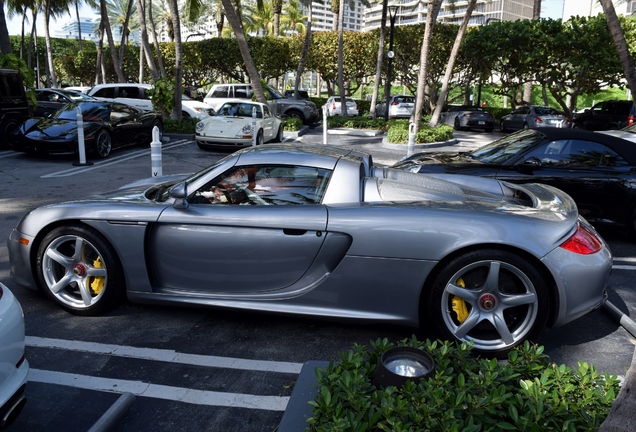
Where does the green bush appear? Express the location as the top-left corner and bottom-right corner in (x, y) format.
(387, 120), (454, 144)
(283, 117), (304, 131)
(327, 116), (388, 130)
(164, 117), (199, 134)
(307, 337), (619, 432)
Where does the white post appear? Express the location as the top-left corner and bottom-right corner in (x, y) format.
(252, 107), (257, 146)
(76, 106), (88, 165)
(322, 105), (328, 145)
(150, 126), (162, 177)
(407, 122), (416, 157)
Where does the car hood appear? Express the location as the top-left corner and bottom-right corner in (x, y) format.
(17, 117), (98, 139)
(199, 116), (250, 134)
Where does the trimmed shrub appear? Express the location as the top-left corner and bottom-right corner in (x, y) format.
(307, 337), (619, 432)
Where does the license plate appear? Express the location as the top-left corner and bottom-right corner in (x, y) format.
(478, 121), (485, 125)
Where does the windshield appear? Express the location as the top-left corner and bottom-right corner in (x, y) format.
(534, 107), (560, 116)
(53, 102), (110, 121)
(468, 129), (545, 164)
(59, 90), (96, 102)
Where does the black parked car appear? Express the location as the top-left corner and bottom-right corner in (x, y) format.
(11, 101), (163, 159)
(392, 128), (636, 236)
(33, 88), (97, 118)
(572, 100), (636, 131)
(0, 69), (31, 148)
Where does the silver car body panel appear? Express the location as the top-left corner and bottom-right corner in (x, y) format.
(8, 144), (610, 329)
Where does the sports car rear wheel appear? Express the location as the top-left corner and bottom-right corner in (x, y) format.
(428, 249), (548, 357)
(273, 125), (284, 143)
(36, 225), (125, 316)
(94, 130), (112, 158)
(256, 130), (264, 146)
(454, 118), (463, 131)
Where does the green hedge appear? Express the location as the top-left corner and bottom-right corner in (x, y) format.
(307, 338), (620, 432)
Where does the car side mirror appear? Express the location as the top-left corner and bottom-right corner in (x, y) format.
(522, 156), (542, 167)
(170, 182), (189, 209)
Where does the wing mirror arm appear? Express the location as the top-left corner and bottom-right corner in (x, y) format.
(170, 182), (190, 209)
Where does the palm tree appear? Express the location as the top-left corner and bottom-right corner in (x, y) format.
(369, 0), (388, 119)
(292, 0), (315, 98)
(280, 0), (306, 35)
(598, 0), (636, 104)
(99, 0), (126, 81)
(244, 0), (274, 35)
(412, 0), (442, 133)
(429, 0), (477, 127)
(219, 0), (267, 103)
(146, 0), (166, 77)
(5, 0), (33, 57)
(336, 0), (346, 115)
(136, 0), (160, 81)
(0, 0), (12, 54)
(42, 0), (70, 87)
(168, 0), (183, 119)
(271, 0), (281, 36)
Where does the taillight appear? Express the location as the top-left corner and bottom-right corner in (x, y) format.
(332, 103), (336, 109)
(534, 117), (543, 123)
(628, 114), (634, 126)
(391, 101), (399, 106)
(463, 113), (474, 117)
(560, 223), (603, 254)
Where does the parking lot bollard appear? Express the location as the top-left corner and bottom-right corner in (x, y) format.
(150, 126), (162, 177)
(322, 105), (328, 145)
(72, 106), (93, 166)
(252, 107), (257, 147)
(407, 122), (416, 157)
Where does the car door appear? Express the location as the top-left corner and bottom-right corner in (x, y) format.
(261, 105), (276, 140)
(109, 103), (143, 146)
(495, 139), (612, 221)
(509, 106), (529, 130)
(150, 164), (331, 294)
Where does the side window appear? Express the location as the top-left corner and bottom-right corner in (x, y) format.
(602, 148), (630, 167)
(120, 87), (140, 99)
(234, 86), (250, 99)
(93, 87), (116, 98)
(263, 105), (271, 117)
(211, 86), (228, 98)
(522, 140), (605, 166)
(192, 165), (332, 205)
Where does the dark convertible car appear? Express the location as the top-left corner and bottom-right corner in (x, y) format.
(393, 128), (636, 235)
(11, 101), (163, 159)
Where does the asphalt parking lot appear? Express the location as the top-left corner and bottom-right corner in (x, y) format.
(1, 126), (635, 431)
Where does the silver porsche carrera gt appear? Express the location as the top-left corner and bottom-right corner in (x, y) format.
(8, 144), (611, 356)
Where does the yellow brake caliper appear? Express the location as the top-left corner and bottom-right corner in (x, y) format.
(451, 278), (469, 323)
(89, 257), (105, 295)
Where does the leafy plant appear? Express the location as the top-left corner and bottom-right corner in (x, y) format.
(307, 338), (620, 432)
(387, 120), (453, 144)
(148, 77), (175, 117)
(283, 117), (304, 131)
(163, 117), (199, 134)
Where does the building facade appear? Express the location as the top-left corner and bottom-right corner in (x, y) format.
(562, 0), (636, 20)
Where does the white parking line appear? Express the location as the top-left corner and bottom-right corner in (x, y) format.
(26, 336), (303, 374)
(40, 139), (191, 178)
(28, 369), (289, 411)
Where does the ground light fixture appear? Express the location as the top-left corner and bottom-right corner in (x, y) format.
(373, 346), (435, 389)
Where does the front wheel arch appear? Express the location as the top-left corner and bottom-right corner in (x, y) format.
(418, 245), (557, 355)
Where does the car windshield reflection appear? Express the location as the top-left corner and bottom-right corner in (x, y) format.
(53, 102), (110, 121)
(468, 129), (545, 164)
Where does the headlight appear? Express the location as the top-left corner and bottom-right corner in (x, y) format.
(236, 124), (253, 138)
(195, 122), (205, 132)
(193, 107), (203, 113)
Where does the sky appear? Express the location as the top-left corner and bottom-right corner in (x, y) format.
(4, 1), (567, 37)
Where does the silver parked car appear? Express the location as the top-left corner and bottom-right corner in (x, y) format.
(8, 144), (611, 356)
(501, 105), (570, 132)
(440, 105), (496, 132)
(376, 95), (415, 119)
(324, 96), (359, 117)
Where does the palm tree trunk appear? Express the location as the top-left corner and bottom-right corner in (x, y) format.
(219, 0), (267, 104)
(598, 0), (636, 101)
(43, 0), (58, 87)
(118, 0), (135, 66)
(294, 1), (312, 98)
(336, 0), (347, 116)
(413, 0), (442, 132)
(430, 0), (477, 127)
(136, 0), (160, 81)
(0, 0), (11, 54)
(169, 0), (183, 119)
(147, 0), (166, 77)
(75, 1), (83, 51)
(370, 0), (388, 119)
(95, 20), (105, 84)
(272, 0), (282, 36)
(100, 0), (126, 82)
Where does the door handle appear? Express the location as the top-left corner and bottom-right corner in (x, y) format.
(283, 229), (307, 236)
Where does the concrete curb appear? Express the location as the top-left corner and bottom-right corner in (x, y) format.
(381, 136), (459, 150)
(283, 125), (310, 139)
(327, 128), (386, 137)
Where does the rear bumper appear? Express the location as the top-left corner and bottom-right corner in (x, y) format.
(0, 383), (26, 429)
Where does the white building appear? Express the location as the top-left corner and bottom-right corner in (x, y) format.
(562, 0), (636, 20)
(364, 0), (534, 31)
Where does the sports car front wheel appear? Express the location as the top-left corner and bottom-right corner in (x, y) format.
(36, 225), (125, 316)
(94, 130), (112, 158)
(428, 249), (548, 357)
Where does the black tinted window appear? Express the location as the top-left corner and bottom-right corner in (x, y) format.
(523, 140), (605, 166)
(0, 72), (24, 98)
(211, 86), (228, 98)
(93, 87), (116, 98)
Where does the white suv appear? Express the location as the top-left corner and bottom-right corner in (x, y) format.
(88, 83), (216, 119)
(204, 83), (319, 124)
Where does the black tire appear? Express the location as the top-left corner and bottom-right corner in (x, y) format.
(94, 129), (112, 158)
(256, 129), (264, 146)
(36, 225), (125, 316)
(500, 120), (508, 133)
(572, 123), (582, 130)
(181, 111), (191, 118)
(522, 122), (529, 129)
(1, 117), (20, 148)
(426, 249), (549, 357)
(454, 117), (463, 131)
(272, 125), (284, 143)
(285, 109), (304, 123)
